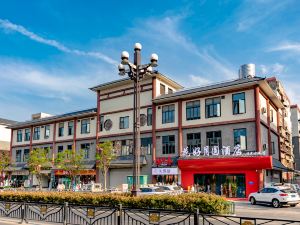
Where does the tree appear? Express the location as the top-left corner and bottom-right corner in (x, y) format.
(96, 141), (116, 190)
(55, 149), (84, 188)
(0, 151), (10, 186)
(27, 148), (52, 190)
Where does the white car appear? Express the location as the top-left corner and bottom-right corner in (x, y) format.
(159, 185), (184, 195)
(249, 187), (300, 208)
(139, 187), (169, 195)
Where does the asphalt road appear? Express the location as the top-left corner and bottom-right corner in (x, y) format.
(234, 200), (300, 221)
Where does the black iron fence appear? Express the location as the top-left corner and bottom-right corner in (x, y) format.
(0, 201), (299, 225)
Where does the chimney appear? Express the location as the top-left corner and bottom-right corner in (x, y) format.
(239, 64), (255, 79)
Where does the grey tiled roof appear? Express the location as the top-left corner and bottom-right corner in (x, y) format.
(0, 118), (17, 125)
(8, 108), (97, 129)
(154, 77), (265, 102)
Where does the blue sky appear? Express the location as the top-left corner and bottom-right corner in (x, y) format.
(1, 0), (300, 121)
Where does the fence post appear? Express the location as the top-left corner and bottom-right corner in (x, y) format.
(20, 202), (26, 224)
(63, 202), (68, 225)
(194, 208), (199, 225)
(117, 204), (122, 225)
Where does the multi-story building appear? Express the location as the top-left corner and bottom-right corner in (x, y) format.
(0, 118), (16, 154)
(291, 105), (300, 171)
(8, 109), (97, 188)
(267, 77), (294, 182)
(8, 65), (297, 197)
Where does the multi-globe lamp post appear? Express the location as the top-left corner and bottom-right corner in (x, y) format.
(118, 43), (158, 196)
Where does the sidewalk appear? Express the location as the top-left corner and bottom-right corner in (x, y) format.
(0, 217), (58, 225)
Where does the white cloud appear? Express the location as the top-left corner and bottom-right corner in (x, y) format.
(0, 19), (118, 65)
(236, 1), (289, 32)
(268, 41), (300, 53)
(137, 16), (236, 79)
(189, 75), (213, 86)
(259, 63), (285, 75)
(0, 59), (113, 101)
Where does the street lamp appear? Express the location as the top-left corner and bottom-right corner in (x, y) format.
(118, 43), (158, 196)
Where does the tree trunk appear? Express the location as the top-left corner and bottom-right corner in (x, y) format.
(37, 174), (42, 190)
(104, 169), (107, 191)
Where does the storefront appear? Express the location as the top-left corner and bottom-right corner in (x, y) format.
(152, 156), (180, 185)
(178, 155), (272, 198)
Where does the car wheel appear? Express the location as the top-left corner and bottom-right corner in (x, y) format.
(272, 199), (281, 208)
(250, 197), (256, 205)
(290, 204), (297, 207)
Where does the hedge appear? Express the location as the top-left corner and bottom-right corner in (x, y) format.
(0, 191), (231, 214)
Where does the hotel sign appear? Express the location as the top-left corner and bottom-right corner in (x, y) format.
(152, 167), (178, 175)
(182, 145), (266, 157)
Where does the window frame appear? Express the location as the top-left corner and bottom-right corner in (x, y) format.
(58, 122), (64, 137)
(44, 125), (50, 139)
(205, 97), (221, 118)
(162, 104), (175, 124)
(68, 121), (74, 136)
(23, 149), (30, 162)
(233, 128), (247, 150)
(33, 127), (41, 140)
(16, 149), (22, 162)
(17, 130), (22, 142)
(147, 108), (152, 126)
(232, 92), (246, 115)
(162, 135), (175, 154)
(186, 100), (200, 121)
(187, 132), (201, 152)
(81, 143), (90, 159)
(119, 116), (129, 129)
(160, 84), (166, 95)
(206, 131), (222, 149)
(25, 128), (31, 141)
(81, 119), (91, 134)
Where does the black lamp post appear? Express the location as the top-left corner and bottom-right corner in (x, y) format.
(118, 43), (158, 196)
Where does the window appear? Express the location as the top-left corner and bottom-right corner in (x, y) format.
(68, 121), (74, 135)
(162, 104), (175, 124)
(141, 137), (152, 155)
(33, 127), (40, 140)
(16, 150), (22, 162)
(58, 123), (64, 137)
(233, 128), (247, 150)
(119, 116), (129, 129)
(81, 119), (90, 134)
(186, 100), (200, 120)
(120, 140), (132, 156)
(206, 131), (222, 149)
(23, 149), (29, 162)
(160, 84), (166, 95)
(168, 88), (173, 94)
(44, 125), (50, 139)
(100, 116), (104, 131)
(205, 97), (221, 118)
(25, 128), (31, 141)
(17, 130), (22, 142)
(67, 144), (73, 151)
(270, 109), (274, 122)
(147, 108), (152, 126)
(57, 145), (64, 153)
(233, 92), (246, 114)
(162, 135), (175, 154)
(81, 143), (90, 159)
(187, 133), (201, 152)
(271, 141), (275, 154)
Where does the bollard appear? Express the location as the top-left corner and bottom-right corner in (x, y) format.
(194, 208), (199, 225)
(63, 202), (68, 225)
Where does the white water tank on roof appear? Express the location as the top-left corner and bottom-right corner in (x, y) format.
(239, 64), (255, 79)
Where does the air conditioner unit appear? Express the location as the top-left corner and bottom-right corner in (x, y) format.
(261, 107), (267, 114)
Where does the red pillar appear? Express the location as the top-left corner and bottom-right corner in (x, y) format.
(178, 100), (183, 156)
(266, 99), (272, 155)
(254, 86), (262, 152)
(152, 77), (156, 162)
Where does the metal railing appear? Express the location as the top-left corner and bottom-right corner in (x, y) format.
(0, 201), (299, 225)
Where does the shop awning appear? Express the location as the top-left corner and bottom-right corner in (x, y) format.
(272, 158), (293, 172)
(178, 156), (272, 171)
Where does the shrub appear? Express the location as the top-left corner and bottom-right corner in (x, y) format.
(0, 191), (231, 214)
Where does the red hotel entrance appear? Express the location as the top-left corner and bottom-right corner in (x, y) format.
(178, 156), (272, 198)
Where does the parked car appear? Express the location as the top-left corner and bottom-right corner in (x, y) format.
(139, 187), (169, 195)
(249, 187), (300, 208)
(158, 185), (184, 195)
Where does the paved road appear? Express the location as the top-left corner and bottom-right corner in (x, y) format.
(234, 200), (300, 221)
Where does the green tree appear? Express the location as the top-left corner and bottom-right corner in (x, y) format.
(27, 148), (52, 190)
(96, 141), (116, 190)
(0, 151), (10, 186)
(55, 149), (84, 188)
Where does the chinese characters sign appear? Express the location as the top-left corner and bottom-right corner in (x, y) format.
(182, 145), (266, 157)
(152, 167), (178, 175)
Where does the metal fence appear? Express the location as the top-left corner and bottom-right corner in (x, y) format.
(0, 201), (299, 225)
